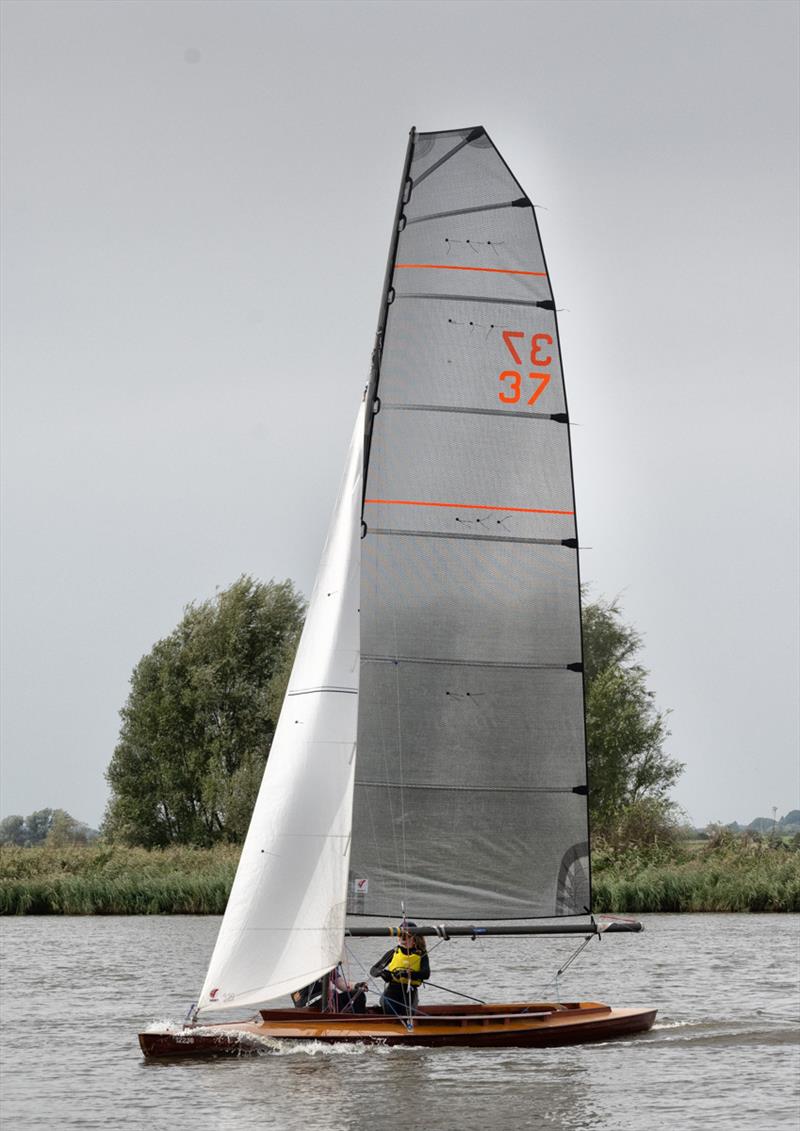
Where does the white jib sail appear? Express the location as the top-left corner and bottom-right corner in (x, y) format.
(197, 402), (364, 1013)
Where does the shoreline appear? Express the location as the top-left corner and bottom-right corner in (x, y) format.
(1, 843), (798, 915)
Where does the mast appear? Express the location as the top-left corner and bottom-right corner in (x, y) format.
(362, 126), (417, 512)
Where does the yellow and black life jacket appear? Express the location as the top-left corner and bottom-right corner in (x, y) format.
(386, 947), (424, 986)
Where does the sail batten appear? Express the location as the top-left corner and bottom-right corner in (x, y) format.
(369, 529), (573, 548)
(406, 199), (527, 225)
(410, 129), (483, 187)
(362, 656), (579, 671)
(397, 294), (554, 308)
(358, 783), (585, 794)
(379, 404), (562, 421)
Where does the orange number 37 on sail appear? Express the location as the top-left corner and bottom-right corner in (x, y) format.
(498, 331), (553, 406)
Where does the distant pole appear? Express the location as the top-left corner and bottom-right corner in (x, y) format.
(772, 806), (778, 838)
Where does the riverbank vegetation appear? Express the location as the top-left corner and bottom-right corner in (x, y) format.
(0, 844), (239, 915)
(1, 835), (798, 915)
(592, 833), (800, 913)
(4, 584), (794, 915)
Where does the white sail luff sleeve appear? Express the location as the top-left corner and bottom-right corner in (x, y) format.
(197, 402), (364, 1013)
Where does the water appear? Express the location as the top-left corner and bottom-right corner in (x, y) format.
(1, 915), (797, 1129)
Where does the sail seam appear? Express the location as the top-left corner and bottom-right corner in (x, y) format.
(365, 498), (574, 516)
(397, 293), (553, 308)
(264, 833), (351, 838)
(395, 263), (547, 278)
(380, 403), (561, 423)
(406, 199), (525, 225)
(369, 527), (572, 547)
(287, 686), (358, 696)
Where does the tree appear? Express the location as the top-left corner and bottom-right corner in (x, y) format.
(0, 815), (26, 846)
(24, 808), (55, 844)
(0, 809), (92, 846)
(103, 576), (305, 847)
(582, 595), (683, 842)
(46, 809), (89, 847)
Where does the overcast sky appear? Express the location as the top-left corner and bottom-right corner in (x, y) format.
(2, 0), (798, 830)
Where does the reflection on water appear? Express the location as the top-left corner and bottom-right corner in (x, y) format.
(1, 915), (798, 1129)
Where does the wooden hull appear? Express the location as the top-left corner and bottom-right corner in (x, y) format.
(138, 1001), (657, 1057)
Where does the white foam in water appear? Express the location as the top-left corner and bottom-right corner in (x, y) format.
(141, 1018), (412, 1056)
(265, 1038), (414, 1057)
(143, 1019), (182, 1033)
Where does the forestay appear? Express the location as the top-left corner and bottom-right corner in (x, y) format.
(349, 127), (591, 921)
(197, 404), (365, 1013)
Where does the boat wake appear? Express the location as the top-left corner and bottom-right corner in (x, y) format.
(647, 1019), (799, 1048)
(253, 1038), (414, 1057)
(140, 1020), (413, 1057)
(143, 1019), (183, 1034)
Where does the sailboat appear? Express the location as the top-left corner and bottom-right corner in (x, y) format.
(139, 127), (656, 1057)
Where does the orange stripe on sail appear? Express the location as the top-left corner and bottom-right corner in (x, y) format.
(395, 264), (547, 277)
(364, 498), (574, 516)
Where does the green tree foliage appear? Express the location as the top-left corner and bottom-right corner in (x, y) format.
(582, 595), (683, 844)
(46, 810), (90, 847)
(0, 809), (92, 847)
(103, 576), (305, 847)
(25, 809), (56, 844)
(0, 815), (26, 846)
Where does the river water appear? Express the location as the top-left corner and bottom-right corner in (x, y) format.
(1, 914), (797, 1129)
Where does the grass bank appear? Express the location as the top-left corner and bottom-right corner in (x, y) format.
(1, 840), (798, 914)
(0, 844), (238, 915)
(592, 840), (800, 913)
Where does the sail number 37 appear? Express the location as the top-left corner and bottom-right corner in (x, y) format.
(499, 331), (552, 406)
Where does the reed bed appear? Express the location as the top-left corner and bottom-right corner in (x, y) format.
(0, 844), (238, 915)
(592, 844), (800, 913)
(1, 841), (798, 914)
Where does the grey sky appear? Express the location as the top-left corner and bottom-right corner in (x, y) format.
(2, 0), (798, 830)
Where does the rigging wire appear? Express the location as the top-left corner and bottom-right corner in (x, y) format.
(424, 980), (486, 1005)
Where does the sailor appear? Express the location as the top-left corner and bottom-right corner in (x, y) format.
(291, 965), (368, 1013)
(370, 923), (430, 1016)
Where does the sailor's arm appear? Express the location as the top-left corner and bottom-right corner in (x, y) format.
(370, 948), (395, 981)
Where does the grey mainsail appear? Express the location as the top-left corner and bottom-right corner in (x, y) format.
(349, 127), (590, 920)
